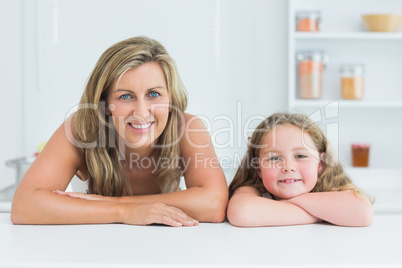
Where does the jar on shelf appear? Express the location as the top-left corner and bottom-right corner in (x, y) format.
(296, 11), (321, 32)
(340, 64), (365, 100)
(296, 50), (328, 99)
(351, 144), (370, 167)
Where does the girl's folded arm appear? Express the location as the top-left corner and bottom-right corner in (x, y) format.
(283, 191), (374, 227)
(227, 186), (321, 227)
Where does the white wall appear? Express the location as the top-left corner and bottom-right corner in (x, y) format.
(18, 0), (287, 176)
(1, 0), (287, 184)
(0, 0), (23, 189)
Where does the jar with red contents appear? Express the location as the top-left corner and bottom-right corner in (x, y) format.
(296, 50), (328, 99)
(296, 11), (321, 32)
(351, 144), (370, 167)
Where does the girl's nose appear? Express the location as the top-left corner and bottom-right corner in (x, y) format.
(281, 159), (297, 172)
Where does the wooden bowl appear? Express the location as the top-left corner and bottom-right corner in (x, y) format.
(362, 14), (402, 32)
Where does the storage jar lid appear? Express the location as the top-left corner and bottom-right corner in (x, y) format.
(296, 10), (321, 20)
(340, 64), (365, 75)
(296, 50), (328, 62)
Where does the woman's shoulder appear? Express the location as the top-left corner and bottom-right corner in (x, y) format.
(179, 113), (210, 147)
(47, 115), (88, 179)
(182, 113), (205, 126)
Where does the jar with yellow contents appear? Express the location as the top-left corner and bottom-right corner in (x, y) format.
(340, 64), (365, 100)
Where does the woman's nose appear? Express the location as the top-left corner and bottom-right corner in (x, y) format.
(133, 100), (150, 119)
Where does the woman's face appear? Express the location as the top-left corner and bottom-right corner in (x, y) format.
(258, 124), (322, 200)
(107, 62), (170, 150)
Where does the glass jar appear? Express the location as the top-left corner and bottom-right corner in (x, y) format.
(296, 11), (321, 32)
(340, 64), (365, 99)
(351, 144), (370, 167)
(296, 51), (328, 99)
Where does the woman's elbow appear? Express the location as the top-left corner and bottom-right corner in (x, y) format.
(10, 193), (36, 225)
(207, 193), (228, 223)
(10, 204), (26, 225)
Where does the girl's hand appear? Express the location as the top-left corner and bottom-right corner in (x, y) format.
(278, 196), (324, 223)
(122, 202), (199, 227)
(53, 190), (117, 202)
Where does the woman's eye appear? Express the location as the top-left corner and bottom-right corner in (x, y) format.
(149, 91), (161, 98)
(119, 94), (132, 100)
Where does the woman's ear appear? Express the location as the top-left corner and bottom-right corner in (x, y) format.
(318, 152), (325, 173)
(106, 104), (115, 116)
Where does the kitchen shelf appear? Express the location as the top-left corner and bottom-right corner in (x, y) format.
(287, 0), (402, 196)
(294, 32), (402, 40)
(292, 99), (402, 109)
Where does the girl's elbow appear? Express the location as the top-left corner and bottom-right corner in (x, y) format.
(357, 204), (375, 227)
(227, 201), (251, 227)
(348, 201), (375, 227)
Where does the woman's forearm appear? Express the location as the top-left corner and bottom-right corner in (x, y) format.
(12, 189), (198, 227)
(285, 191), (374, 227)
(11, 189), (123, 225)
(117, 186), (228, 223)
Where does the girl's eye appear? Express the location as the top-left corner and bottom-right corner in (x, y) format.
(296, 154), (307, 159)
(268, 156), (281, 161)
(119, 94), (132, 100)
(149, 91), (161, 98)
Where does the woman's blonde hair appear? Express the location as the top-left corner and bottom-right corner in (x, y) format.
(74, 36), (187, 196)
(229, 112), (373, 203)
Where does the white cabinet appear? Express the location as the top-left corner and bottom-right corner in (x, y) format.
(287, 0), (402, 213)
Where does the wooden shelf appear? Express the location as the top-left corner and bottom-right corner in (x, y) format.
(291, 99), (402, 109)
(294, 32), (402, 40)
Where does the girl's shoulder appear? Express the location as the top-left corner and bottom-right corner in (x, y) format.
(261, 191), (274, 199)
(233, 186), (262, 197)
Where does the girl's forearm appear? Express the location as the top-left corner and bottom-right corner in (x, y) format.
(227, 196), (320, 227)
(285, 191), (374, 226)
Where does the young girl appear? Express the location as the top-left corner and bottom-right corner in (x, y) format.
(11, 36), (228, 226)
(227, 112), (374, 227)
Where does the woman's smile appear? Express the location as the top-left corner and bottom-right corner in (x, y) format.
(128, 121), (155, 133)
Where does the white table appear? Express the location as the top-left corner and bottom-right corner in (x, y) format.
(0, 213), (401, 267)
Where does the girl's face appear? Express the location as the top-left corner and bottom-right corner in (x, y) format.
(107, 62), (170, 150)
(258, 124), (322, 200)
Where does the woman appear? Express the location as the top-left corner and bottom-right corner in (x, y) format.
(11, 36), (228, 227)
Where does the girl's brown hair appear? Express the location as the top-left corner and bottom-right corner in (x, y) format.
(73, 36), (187, 196)
(228, 112), (373, 203)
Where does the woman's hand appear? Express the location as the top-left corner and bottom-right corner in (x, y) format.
(121, 202), (199, 227)
(53, 190), (117, 202)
